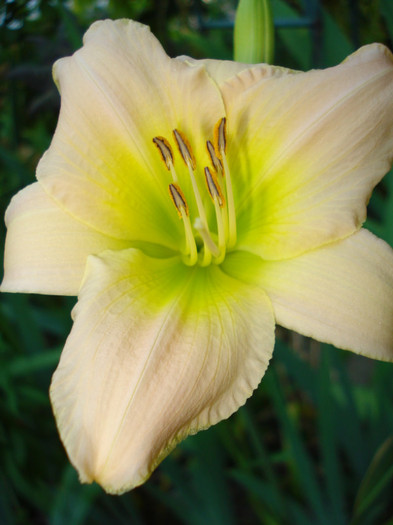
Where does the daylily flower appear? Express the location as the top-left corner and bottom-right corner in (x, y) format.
(2, 19), (393, 494)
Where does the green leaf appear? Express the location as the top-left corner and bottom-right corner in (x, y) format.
(380, 0), (393, 41)
(6, 348), (61, 377)
(316, 348), (346, 524)
(351, 436), (393, 525)
(50, 466), (100, 525)
(265, 367), (330, 525)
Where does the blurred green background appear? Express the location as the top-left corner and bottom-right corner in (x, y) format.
(1, 1), (393, 524)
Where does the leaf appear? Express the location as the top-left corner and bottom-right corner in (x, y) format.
(380, 0), (393, 41)
(350, 436), (393, 525)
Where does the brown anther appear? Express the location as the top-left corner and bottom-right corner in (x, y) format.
(173, 129), (196, 170)
(213, 117), (227, 157)
(168, 183), (189, 218)
(206, 140), (223, 174)
(204, 167), (225, 208)
(153, 136), (174, 170)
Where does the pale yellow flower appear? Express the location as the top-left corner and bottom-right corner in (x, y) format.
(2, 19), (393, 494)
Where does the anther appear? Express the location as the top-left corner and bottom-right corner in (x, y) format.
(206, 140), (223, 174)
(173, 129), (196, 170)
(173, 129), (209, 233)
(214, 117), (227, 156)
(204, 167), (225, 207)
(153, 136), (174, 170)
(204, 167), (226, 264)
(213, 117), (236, 248)
(168, 183), (188, 219)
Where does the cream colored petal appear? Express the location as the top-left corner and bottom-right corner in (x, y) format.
(176, 55), (295, 87)
(38, 20), (225, 248)
(259, 229), (393, 361)
(50, 249), (274, 494)
(1, 183), (128, 295)
(222, 44), (393, 259)
(176, 55), (253, 85)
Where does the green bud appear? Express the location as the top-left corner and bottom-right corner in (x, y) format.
(234, 0), (275, 64)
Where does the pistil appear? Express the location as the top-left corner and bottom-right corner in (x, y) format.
(194, 218), (220, 258)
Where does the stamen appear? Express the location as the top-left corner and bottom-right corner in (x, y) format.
(168, 184), (197, 266)
(153, 119), (235, 267)
(214, 117), (236, 248)
(168, 183), (188, 218)
(173, 129), (196, 170)
(214, 117), (227, 158)
(204, 167), (225, 208)
(206, 140), (223, 174)
(153, 136), (174, 170)
(173, 128), (209, 235)
(207, 140), (228, 242)
(205, 167), (226, 264)
(153, 135), (180, 183)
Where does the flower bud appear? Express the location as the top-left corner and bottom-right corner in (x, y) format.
(234, 0), (274, 64)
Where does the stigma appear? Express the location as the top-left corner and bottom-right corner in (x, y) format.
(153, 118), (236, 267)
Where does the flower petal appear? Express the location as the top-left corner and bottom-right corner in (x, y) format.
(1, 183), (128, 295)
(258, 229), (393, 361)
(222, 44), (393, 259)
(176, 56), (254, 84)
(176, 56), (295, 87)
(50, 249), (274, 493)
(38, 20), (225, 248)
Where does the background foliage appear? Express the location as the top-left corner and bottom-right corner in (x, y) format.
(1, 1), (393, 524)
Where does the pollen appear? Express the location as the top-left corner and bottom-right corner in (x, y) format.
(168, 183), (189, 218)
(173, 129), (196, 170)
(214, 117), (227, 158)
(204, 167), (225, 207)
(206, 140), (223, 174)
(153, 136), (174, 170)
